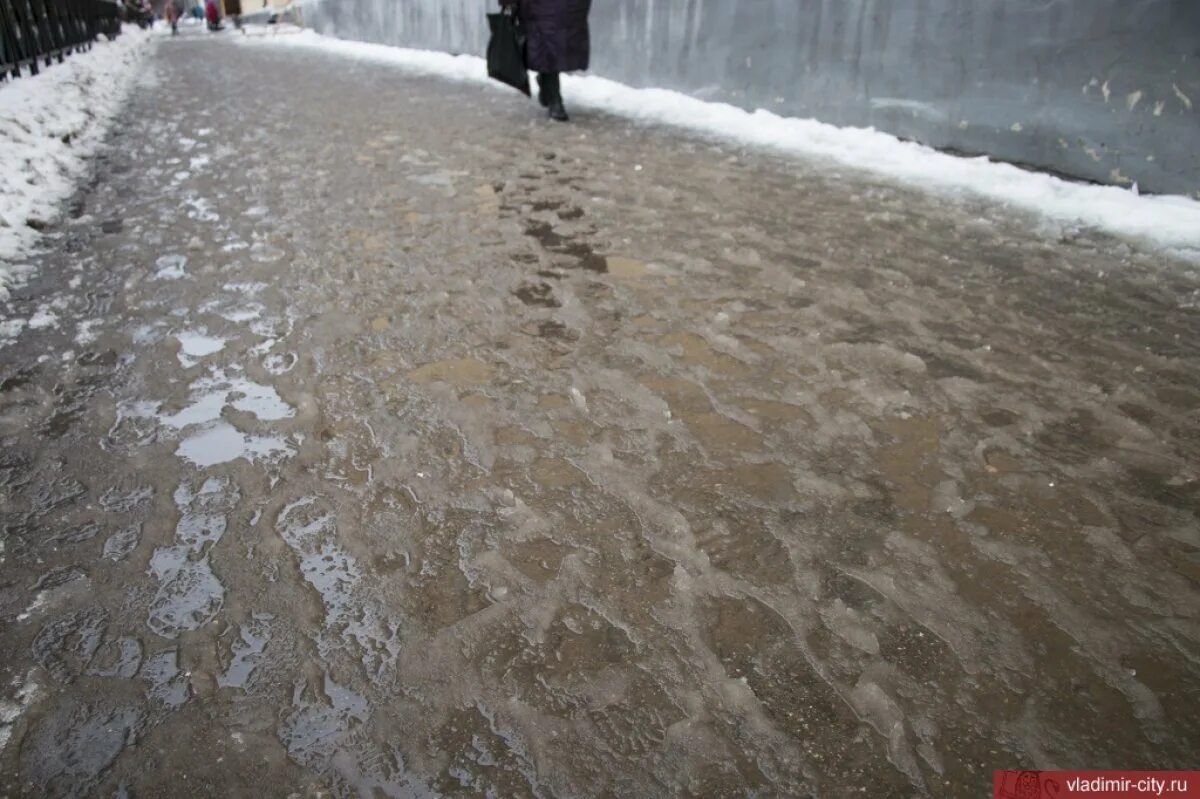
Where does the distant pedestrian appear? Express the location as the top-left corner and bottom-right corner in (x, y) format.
(499, 0), (592, 122)
(205, 0), (223, 31)
(164, 0), (180, 35)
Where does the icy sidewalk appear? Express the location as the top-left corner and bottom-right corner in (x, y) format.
(0, 26), (152, 296)
(239, 29), (1200, 259)
(0, 35), (1196, 797)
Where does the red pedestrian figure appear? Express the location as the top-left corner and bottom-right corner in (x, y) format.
(205, 0), (223, 31)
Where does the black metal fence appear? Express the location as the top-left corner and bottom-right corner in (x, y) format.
(0, 0), (121, 80)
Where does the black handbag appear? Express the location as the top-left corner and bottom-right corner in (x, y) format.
(487, 11), (531, 96)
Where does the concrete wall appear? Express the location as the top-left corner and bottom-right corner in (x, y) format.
(304, 0), (1200, 196)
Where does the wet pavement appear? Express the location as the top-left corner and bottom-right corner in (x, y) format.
(1, 34), (1199, 798)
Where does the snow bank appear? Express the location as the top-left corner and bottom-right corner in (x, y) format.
(0, 27), (153, 297)
(239, 30), (1200, 259)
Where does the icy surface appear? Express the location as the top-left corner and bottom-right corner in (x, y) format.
(0, 33), (1196, 798)
(175, 331), (226, 366)
(239, 30), (1200, 258)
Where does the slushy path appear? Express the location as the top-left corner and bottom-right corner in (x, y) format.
(1, 33), (1197, 797)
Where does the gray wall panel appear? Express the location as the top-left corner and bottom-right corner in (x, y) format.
(304, 0), (1200, 195)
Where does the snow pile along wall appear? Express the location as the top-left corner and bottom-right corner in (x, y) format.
(240, 31), (1200, 258)
(302, 0), (1200, 198)
(0, 27), (153, 296)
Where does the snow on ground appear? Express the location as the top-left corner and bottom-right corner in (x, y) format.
(0, 26), (153, 298)
(239, 30), (1200, 260)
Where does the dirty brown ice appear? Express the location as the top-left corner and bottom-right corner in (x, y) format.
(1, 35), (1199, 798)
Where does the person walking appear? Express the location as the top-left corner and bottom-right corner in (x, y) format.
(205, 0), (223, 31)
(164, 0), (180, 35)
(499, 0), (592, 122)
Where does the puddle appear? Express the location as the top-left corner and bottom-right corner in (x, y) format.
(147, 478), (239, 637)
(278, 675), (365, 767)
(276, 673), (427, 794)
(175, 422), (293, 467)
(147, 546), (226, 637)
(110, 370), (296, 467)
(275, 498), (400, 672)
(141, 649), (191, 708)
(160, 369), (294, 429)
(176, 331), (226, 367)
(218, 614), (273, 689)
(173, 478), (235, 547)
(276, 499), (358, 627)
(153, 254), (188, 280)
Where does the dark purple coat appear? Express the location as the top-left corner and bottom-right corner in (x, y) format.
(519, 0), (592, 73)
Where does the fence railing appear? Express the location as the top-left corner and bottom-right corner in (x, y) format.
(0, 0), (121, 80)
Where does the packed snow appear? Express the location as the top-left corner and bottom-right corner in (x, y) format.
(239, 30), (1200, 259)
(0, 27), (152, 298)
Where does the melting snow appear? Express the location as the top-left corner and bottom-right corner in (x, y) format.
(0, 27), (152, 297)
(239, 30), (1200, 258)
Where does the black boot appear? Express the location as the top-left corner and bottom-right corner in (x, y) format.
(538, 72), (570, 122)
(536, 72), (554, 108)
